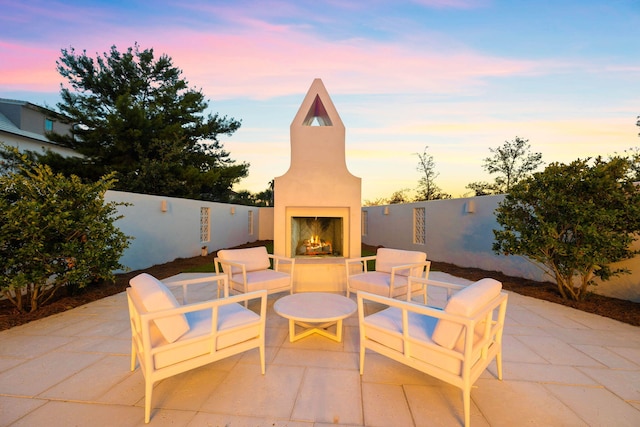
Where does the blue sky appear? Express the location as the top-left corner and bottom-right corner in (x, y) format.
(1, 0), (639, 201)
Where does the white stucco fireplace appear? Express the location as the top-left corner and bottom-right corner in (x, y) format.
(274, 79), (361, 291)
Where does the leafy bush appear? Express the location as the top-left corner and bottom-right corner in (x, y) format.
(493, 156), (640, 301)
(0, 147), (131, 312)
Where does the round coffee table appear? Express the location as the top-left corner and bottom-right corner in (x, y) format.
(274, 292), (357, 342)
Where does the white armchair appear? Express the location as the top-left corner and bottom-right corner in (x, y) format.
(126, 273), (267, 423)
(357, 277), (508, 427)
(345, 247), (430, 301)
(215, 246), (295, 302)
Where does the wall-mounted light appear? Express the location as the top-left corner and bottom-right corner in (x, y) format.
(383, 206), (390, 215)
(230, 206), (236, 215)
(160, 200), (167, 212)
(465, 200), (475, 214)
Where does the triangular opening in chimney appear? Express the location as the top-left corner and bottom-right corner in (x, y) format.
(303, 95), (333, 126)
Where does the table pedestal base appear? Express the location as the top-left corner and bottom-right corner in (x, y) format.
(287, 319), (344, 342)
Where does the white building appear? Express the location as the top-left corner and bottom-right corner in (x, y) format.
(0, 98), (79, 158)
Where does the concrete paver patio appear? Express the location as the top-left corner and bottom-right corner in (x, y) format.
(1, 272), (639, 426)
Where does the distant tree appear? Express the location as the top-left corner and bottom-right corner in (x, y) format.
(467, 137), (543, 195)
(493, 156), (640, 301)
(39, 43), (247, 202)
(362, 197), (390, 207)
(464, 181), (501, 197)
(388, 188), (412, 204)
(0, 145), (131, 313)
(415, 146), (450, 200)
(254, 180), (274, 207)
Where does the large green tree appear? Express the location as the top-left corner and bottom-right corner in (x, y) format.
(493, 156), (640, 301)
(41, 43), (247, 201)
(467, 136), (543, 196)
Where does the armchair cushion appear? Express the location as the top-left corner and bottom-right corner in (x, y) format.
(218, 247), (270, 273)
(231, 270), (291, 292)
(130, 273), (190, 343)
(150, 303), (261, 369)
(349, 272), (410, 297)
(365, 306), (472, 375)
(432, 278), (502, 349)
(375, 248), (427, 276)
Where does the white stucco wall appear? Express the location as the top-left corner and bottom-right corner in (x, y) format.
(104, 191), (639, 302)
(362, 196), (640, 302)
(258, 207), (274, 241)
(105, 191), (259, 272)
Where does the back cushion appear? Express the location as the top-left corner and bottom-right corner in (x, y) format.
(431, 278), (502, 349)
(375, 248), (427, 277)
(129, 273), (190, 343)
(218, 247), (271, 273)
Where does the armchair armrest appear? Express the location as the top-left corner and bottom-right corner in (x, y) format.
(390, 261), (430, 276)
(138, 289), (268, 350)
(407, 276), (465, 305)
(388, 260), (431, 296)
(357, 290), (506, 356)
(268, 254), (295, 273)
(345, 255), (377, 274)
(162, 273), (229, 303)
(215, 257), (250, 293)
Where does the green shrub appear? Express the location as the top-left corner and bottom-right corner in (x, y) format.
(0, 147), (131, 312)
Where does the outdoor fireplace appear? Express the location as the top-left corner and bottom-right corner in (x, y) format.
(273, 79), (361, 290)
(292, 216), (343, 257)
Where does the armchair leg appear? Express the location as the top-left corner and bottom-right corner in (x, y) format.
(145, 380), (153, 423)
(130, 343), (137, 371)
(496, 351), (503, 380)
(359, 346), (365, 375)
(462, 388), (471, 427)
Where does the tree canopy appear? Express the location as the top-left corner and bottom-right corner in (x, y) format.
(493, 156), (640, 301)
(467, 136), (543, 196)
(415, 146), (450, 200)
(41, 43), (247, 201)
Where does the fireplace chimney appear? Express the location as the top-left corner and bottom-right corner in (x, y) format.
(273, 79), (361, 260)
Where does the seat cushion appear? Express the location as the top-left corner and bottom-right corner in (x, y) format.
(152, 302), (261, 369)
(432, 278), (502, 349)
(129, 273), (190, 343)
(349, 271), (413, 297)
(364, 306), (485, 376)
(375, 248), (426, 277)
(231, 270), (291, 293)
(218, 247), (271, 273)
(364, 307), (463, 374)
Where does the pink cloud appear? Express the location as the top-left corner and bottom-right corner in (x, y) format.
(410, 0), (489, 9)
(0, 41), (62, 89)
(153, 25), (542, 100)
(0, 5), (563, 102)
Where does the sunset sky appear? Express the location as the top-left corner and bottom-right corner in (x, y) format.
(2, 0), (639, 202)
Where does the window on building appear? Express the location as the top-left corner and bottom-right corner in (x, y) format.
(361, 210), (368, 236)
(413, 207), (425, 245)
(200, 207), (210, 243)
(44, 118), (53, 132)
(248, 210), (254, 235)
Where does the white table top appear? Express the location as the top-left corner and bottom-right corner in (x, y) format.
(274, 292), (357, 323)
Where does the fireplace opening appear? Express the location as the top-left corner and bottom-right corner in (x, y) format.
(292, 216), (343, 257)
